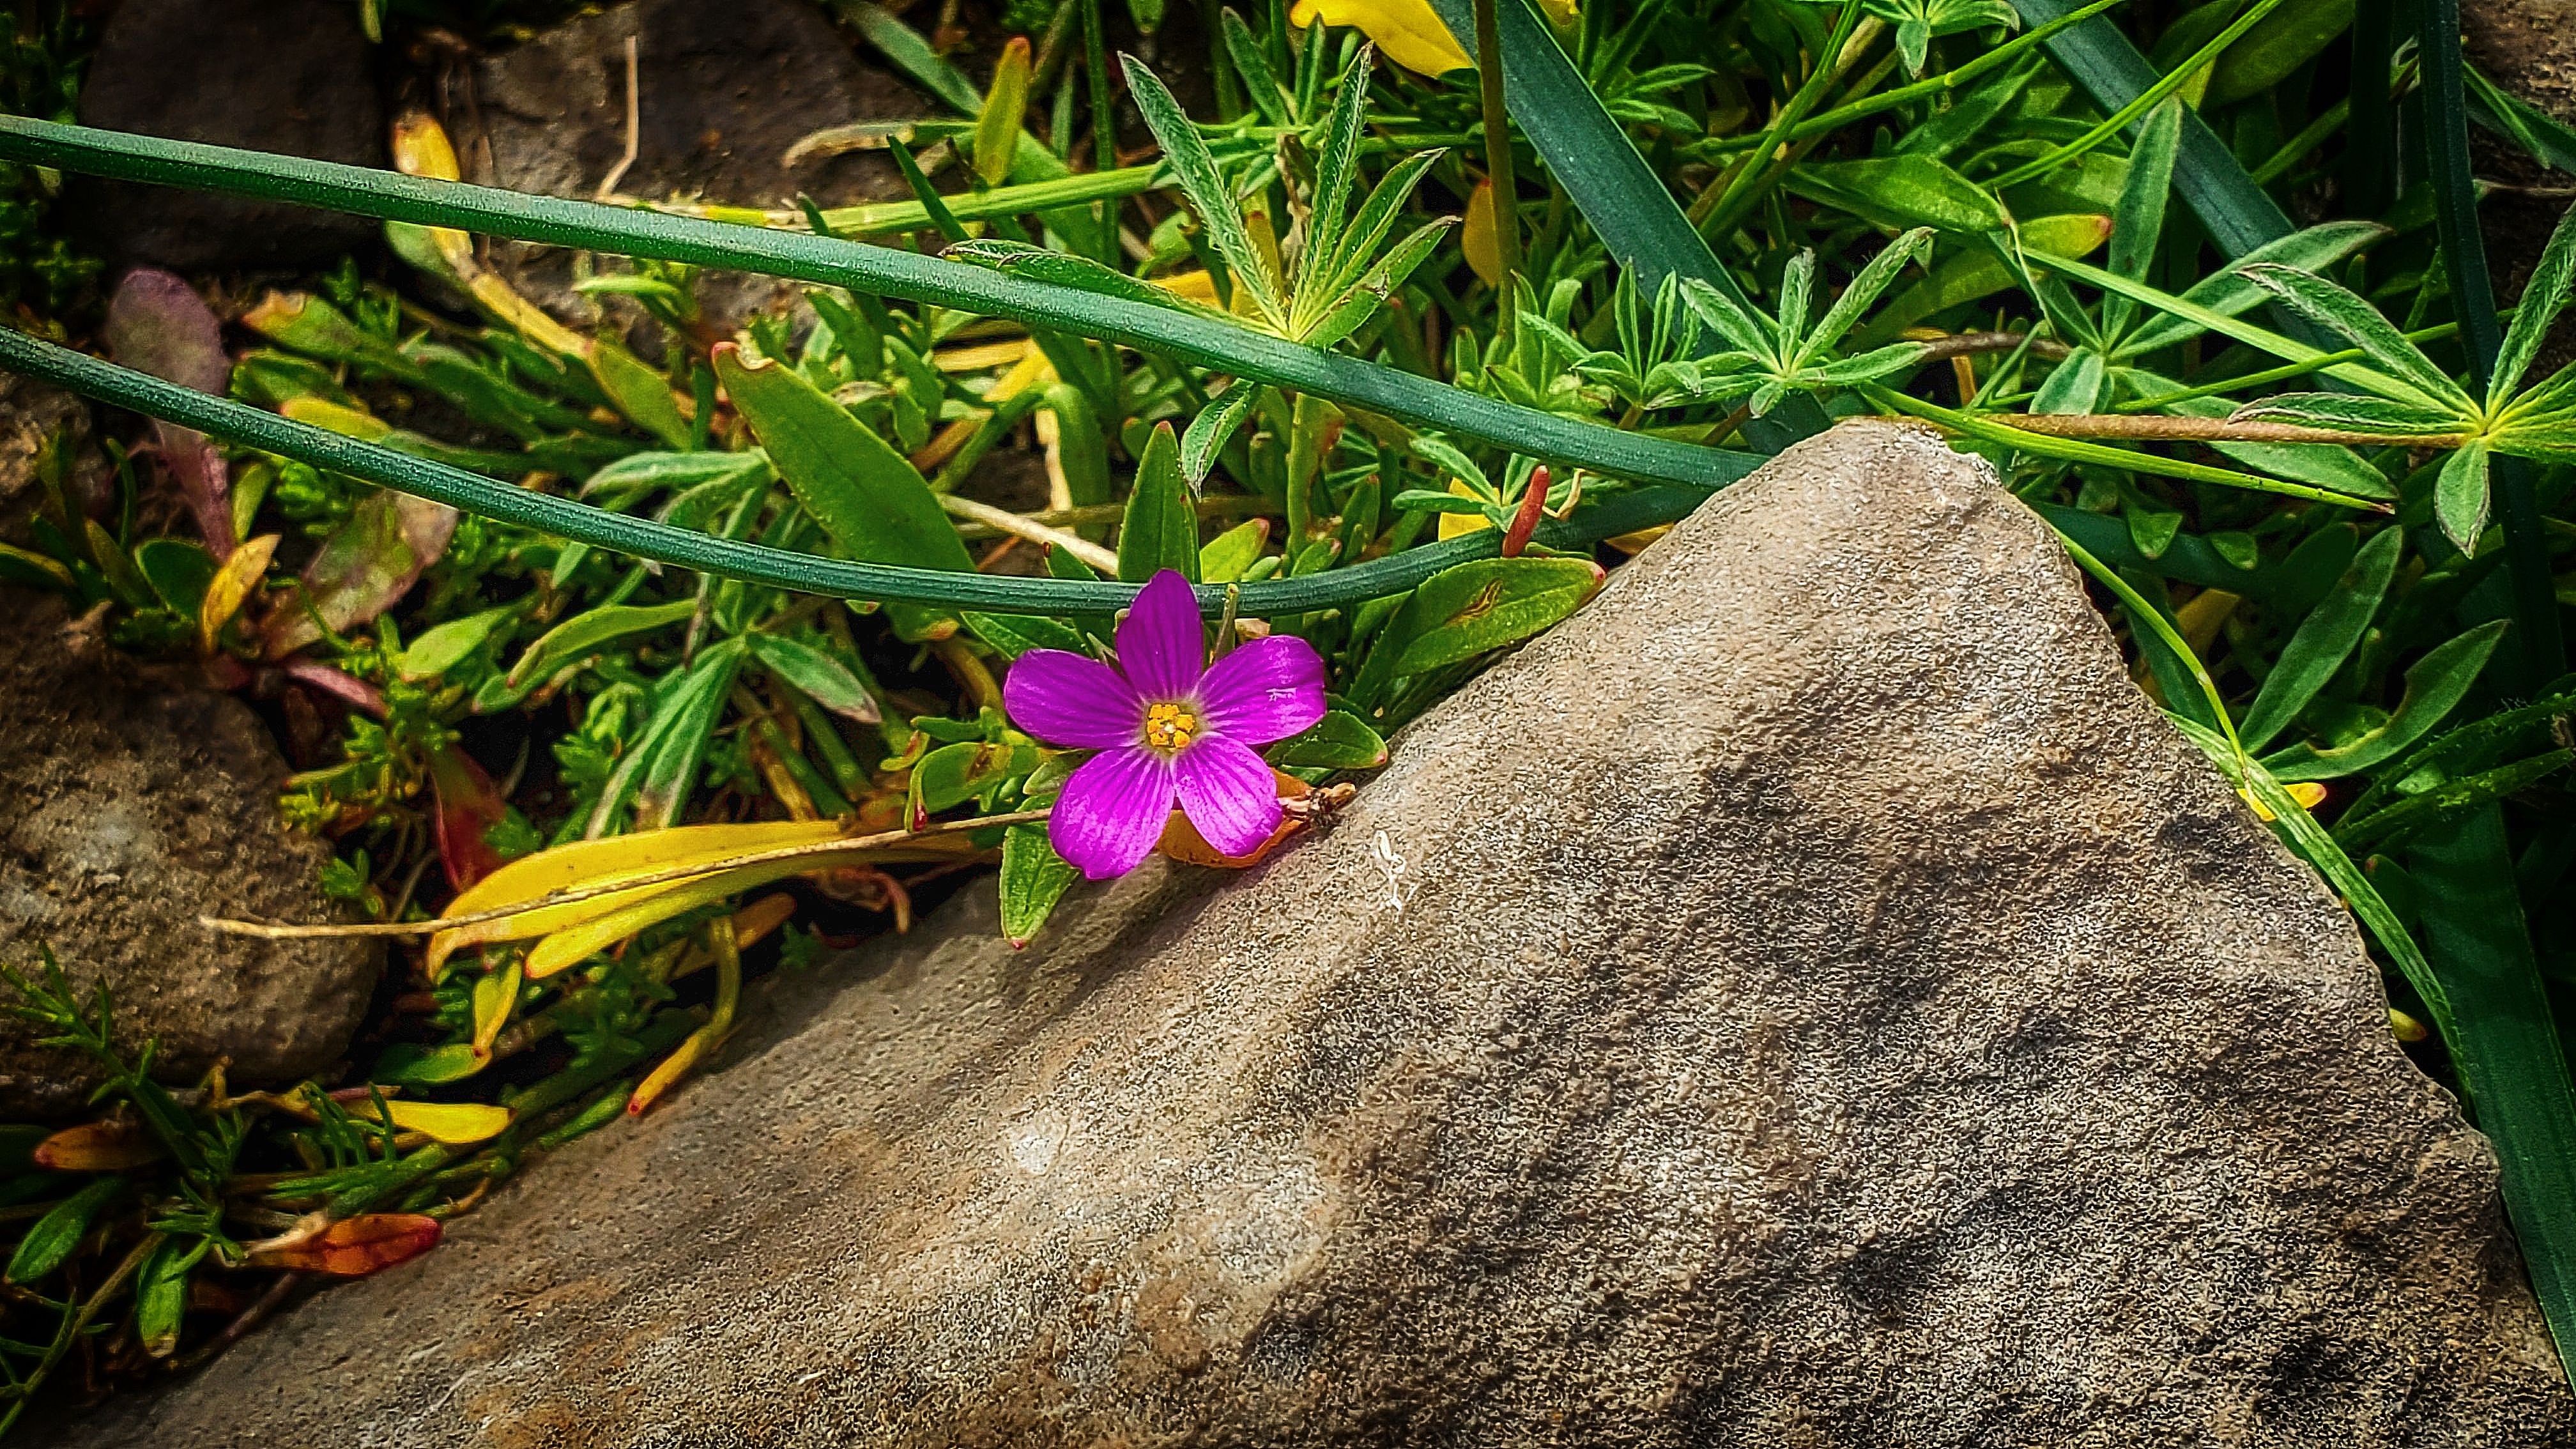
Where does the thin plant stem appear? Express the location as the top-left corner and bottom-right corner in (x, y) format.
(1473, 0), (1522, 344)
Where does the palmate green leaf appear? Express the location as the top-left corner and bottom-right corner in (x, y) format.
(2492, 198), (2576, 404)
(1119, 423), (1201, 583)
(1303, 43), (1375, 296)
(1305, 219), (1456, 350)
(1798, 229), (1935, 369)
(2259, 619), (2510, 780)
(2407, 804), (2576, 1393)
(1218, 8), (1292, 128)
(2435, 440), (2495, 555)
(2239, 264), (2473, 411)
(1799, 344), (1935, 388)
(1181, 378), (1259, 486)
(1120, 54), (1284, 330)
(1678, 280), (1777, 361)
(1317, 150), (1445, 307)
(2239, 525), (2402, 752)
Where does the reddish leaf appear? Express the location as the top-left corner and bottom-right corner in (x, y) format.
(34, 1118), (165, 1172)
(249, 1213), (441, 1276)
(106, 268), (235, 554)
(428, 745), (510, 891)
(262, 490), (459, 657)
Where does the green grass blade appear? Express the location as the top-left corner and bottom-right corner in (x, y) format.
(0, 117), (1754, 497)
(2239, 525), (2401, 751)
(0, 325), (1718, 619)
(2410, 804), (2576, 1386)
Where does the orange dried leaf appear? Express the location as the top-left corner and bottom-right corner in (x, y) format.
(1156, 770), (1312, 869)
(34, 1118), (165, 1172)
(250, 1213), (441, 1276)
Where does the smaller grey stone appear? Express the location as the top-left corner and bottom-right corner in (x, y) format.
(0, 594), (378, 1119)
(67, 0), (383, 273)
(454, 0), (928, 332)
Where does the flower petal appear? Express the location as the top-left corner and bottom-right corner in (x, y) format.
(1116, 569), (1208, 701)
(1004, 649), (1146, 749)
(1194, 634), (1327, 745)
(1051, 747), (1179, 880)
(1173, 735), (1285, 858)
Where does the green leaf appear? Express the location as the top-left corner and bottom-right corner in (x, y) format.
(507, 600), (696, 687)
(2434, 439), (2495, 554)
(1304, 218), (1456, 351)
(1000, 824), (1080, 947)
(714, 344), (972, 574)
(1199, 518), (1270, 583)
(2102, 98), (2182, 337)
(1374, 556), (1600, 684)
(588, 338), (691, 448)
(1119, 53), (1283, 328)
(134, 537), (218, 617)
(580, 448), (773, 505)
(2239, 526), (2401, 751)
(1303, 43), (1374, 298)
(914, 737), (1038, 814)
(2118, 221), (2385, 356)
(749, 634), (882, 722)
(135, 1234), (193, 1357)
(1800, 229), (1933, 365)
(2260, 619), (2510, 779)
(1182, 378), (1259, 486)
(964, 611), (1089, 658)
(1786, 157), (2003, 234)
(5, 1176), (123, 1284)
(1269, 708), (1388, 769)
(2239, 263), (2474, 411)
(1119, 422), (1200, 583)
(2492, 197), (2576, 404)
(1317, 151), (1445, 303)
(631, 638), (747, 830)
(2226, 391), (2469, 442)
(400, 603), (517, 680)
(973, 38), (1032, 187)
(1864, 213), (2111, 342)
(371, 1041), (487, 1086)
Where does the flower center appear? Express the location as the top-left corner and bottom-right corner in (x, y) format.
(1142, 701), (1199, 753)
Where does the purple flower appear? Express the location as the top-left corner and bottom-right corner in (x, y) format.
(1005, 570), (1326, 880)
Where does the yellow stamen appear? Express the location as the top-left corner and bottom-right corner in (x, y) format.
(1143, 702), (1199, 753)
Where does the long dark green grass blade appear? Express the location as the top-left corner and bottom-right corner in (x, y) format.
(1420, 0), (1826, 448)
(0, 116), (1752, 496)
(2411, 805), (2576, 1383)
(2006, 0), (2294, 256)
(2349, 0), (2399, 215)
(2417, 0), (2568, 689)
(0, 325), (1714, 619)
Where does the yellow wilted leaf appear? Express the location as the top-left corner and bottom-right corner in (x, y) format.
(382, 1100), (513, 1145)
(34, 1118), (165, 1172)
(426, 818), (860, 975)
(199, 533), (279, 654)
(471, 954), (523, 1058)
(1462, 180), (1503, 291)
(2285, 781), (2329, 810)
(1290, 0), (1471, 74)
(1438, 477), (1491, 541)
(525, 853), (867, 978)
(974, 37), (1032, 188)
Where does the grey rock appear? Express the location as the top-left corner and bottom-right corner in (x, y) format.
(56, 423), (2573, 1445)
(452, 0), (926, 333)
(2463, 0), (2576, 380)
(0, 594), (378, 1119)
(67, 0), (381, 273)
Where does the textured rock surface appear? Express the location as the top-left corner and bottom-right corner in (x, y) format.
(59, 424), (2574, 1445)
(0, 594), (379, 1118)
(452, 0), (924, 330)
(2464, 0), (2576, 379)
(67, 0), (381, 272)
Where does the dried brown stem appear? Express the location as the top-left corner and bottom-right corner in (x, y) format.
(1986, 413), (2452, 446)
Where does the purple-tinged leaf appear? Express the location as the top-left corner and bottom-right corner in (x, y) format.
(261, 490), (458, 657)
(106, 268), (236, 553)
